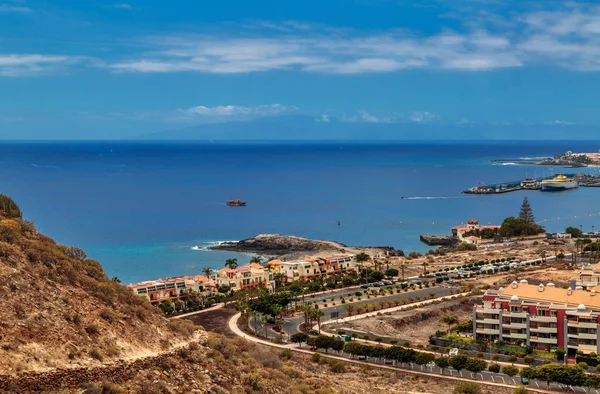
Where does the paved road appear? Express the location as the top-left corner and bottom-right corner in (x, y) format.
(283, 286), (455, 335)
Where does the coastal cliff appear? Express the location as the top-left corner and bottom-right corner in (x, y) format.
(211, 234), (404, 257)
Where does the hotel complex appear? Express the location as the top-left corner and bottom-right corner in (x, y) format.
(474, 262), (600, 354)
(128, 253), (356, 305)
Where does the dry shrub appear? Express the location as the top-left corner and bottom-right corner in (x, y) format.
(99, 308), (115, 323)
(241, 372), (263, 390)
(329, 361), (346, 373)
(248, 347), (282, 369)
(85, 324), (100, 336)
(230, 337), (253, 353)
(89, 348), (104, 361)
(167, 319), (197, 337)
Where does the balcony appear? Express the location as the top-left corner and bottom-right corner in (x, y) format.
(530, 326), (557, 333)
(530, 315), (556, 323)
(476, 318), (500, 325)
(503, 332), (527, 339)
(530, 336), (558, 344)
(569, 344), (598, 353)
(568, 321), (598, 329)
(476, 328), (500, 335)
(504, 311), (527, 318)
(569, 332), (598, 340)
(503, 322), (527, 329)
(476, 306), (500, 314)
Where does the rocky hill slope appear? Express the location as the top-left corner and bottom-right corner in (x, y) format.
(0, 195), (198, 374)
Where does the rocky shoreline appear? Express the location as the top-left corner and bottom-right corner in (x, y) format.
(209, 234), (404, 258)
(419, 234), (458, 247)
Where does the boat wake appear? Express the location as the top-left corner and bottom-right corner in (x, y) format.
(401, 196), (458, 200)
(192, 240), (237, 251)
(30, 163), (61, 169)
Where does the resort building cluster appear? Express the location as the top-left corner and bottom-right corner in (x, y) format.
(452, 219), (501, 245)
(474, 262), (600, 355)
(128, 253), (357, 305)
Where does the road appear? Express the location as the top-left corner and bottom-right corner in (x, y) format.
(283, 285), (455, 335)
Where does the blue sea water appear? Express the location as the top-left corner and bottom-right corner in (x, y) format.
(1, 140), (599, 284)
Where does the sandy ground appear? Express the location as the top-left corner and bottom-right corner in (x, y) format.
(329, 297), (476, 346)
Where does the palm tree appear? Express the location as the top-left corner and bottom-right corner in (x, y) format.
(224, 258), (238, 270)
(384, 259), (391, 272)
(202, 267), (214, 278)
(399, 263), (407, 281)
(250, 256), (263, 265)
(311, 308), (325, 333)
(539, 250), (547, 263)
(421, 262), (429, 276)
(301, 303), (312, 328)
(440, 313), (458, 335)
(345, 304), (356, 316)
(259, 314), (269, 339)
(271, 304), (284, 341)
(250, 309), (259, 333)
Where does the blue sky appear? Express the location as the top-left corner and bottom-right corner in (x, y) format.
(1, 0), (600, 139)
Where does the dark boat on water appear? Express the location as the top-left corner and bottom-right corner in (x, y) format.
(227, 199), (246, 206)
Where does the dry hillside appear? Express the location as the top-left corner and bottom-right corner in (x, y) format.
(0, 195), (198, 373)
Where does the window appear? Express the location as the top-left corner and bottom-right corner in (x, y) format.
(538, 309), (547, 316)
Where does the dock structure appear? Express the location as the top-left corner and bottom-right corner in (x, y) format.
(463, 174), (579, 195)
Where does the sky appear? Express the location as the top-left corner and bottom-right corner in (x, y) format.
(1, 0), (600, 140)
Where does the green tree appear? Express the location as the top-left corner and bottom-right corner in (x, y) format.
(399, 263), (407, 281)
(224, 258), (238, 270)
(565, 226), (583, 238)
(415, 352), (435, 365)
(202, 267), (214, 278)
(465, 357), (487, 374)
(441, 313), (458, 335)
(356, 252), (370, 262)
(290, 332), (309, 347)
(385, 268), (399, 278)
(502, 365), (519, 377)
(520, 367), (536, 379)
(159, 302), (174, 314)
(499, 216), (543, 237)
(488, 364), (500, 373)
(435, 357), (450, 375)
(0, 194), (22, 218)
(518, 197), (536, 224)
(250, 256), (263, 265)
(368, 271), (384, 282)
(449, 354), (469, 372)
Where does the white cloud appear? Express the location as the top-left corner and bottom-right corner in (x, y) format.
(109, 28), (523, 75)
(0, 4), (31, 13)
(544, 120), (577, 126)
(172, 104), (296, 123)
(0, 54), (83, 77)
(104, 4), (600, 75)
(409, 111), (439, 123)
(316, 114), (330, 122)
(341, 110), (439, 123)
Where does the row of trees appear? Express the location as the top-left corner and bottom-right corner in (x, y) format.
(338, 342), (600, 391)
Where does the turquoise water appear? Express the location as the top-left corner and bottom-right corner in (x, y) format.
(1, 140), (599, 283)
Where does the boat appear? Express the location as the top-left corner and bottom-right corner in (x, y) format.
(520, 178), (540, 190)
(540, 175), (578, 191)
(226, 199), (246, 206)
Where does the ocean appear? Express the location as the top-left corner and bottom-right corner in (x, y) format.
(1, 140), (599, 284)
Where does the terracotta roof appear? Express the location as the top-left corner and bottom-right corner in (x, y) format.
(218, 268), (236, 273)
(466, 236), (480, 240)
(501, 283), (600, 309)
(267, 259), (283, 266)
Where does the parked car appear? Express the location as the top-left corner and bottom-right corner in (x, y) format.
(361, 284), (372, 289)
(521, 377), (529, 385)
(358, 355), (367, 360)
(384, 359), (393, 365)
(381, 280), (392, 285)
